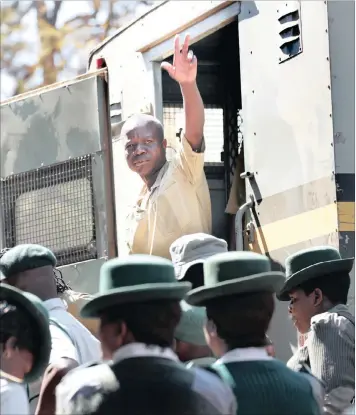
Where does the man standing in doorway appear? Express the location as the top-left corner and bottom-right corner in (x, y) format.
(121, 34), (212, 259)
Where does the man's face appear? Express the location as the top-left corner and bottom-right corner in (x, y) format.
(288, 288), (319, 334)
(124, 126), (166, 178)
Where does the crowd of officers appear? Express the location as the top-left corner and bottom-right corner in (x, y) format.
(0, 235), (354, 415)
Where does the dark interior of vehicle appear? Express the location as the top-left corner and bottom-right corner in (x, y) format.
(161, 20), (245, 245)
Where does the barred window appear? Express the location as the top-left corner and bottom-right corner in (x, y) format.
(163, 104), (224, 164)
(1, 155), (97, 266)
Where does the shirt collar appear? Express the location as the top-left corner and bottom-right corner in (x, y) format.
(217, 347), (272, 364)
(112, 342), (179, 364)
(43, 297), (67, 312)
(148, 162), (169, 192)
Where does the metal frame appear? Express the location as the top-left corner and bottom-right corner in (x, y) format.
(0, 72), (117, 261)
(142, 1), (241, 123)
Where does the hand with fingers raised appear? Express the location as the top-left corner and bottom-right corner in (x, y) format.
(161, 34), (197, 86)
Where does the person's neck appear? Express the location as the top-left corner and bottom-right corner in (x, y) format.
(184, 345), (212, 362)
(142, 160), (166, 190)
(0, 359), (24, 381)
(316, 300), (340, 315)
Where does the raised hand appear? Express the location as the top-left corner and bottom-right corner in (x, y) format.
(161, 34), (197, 86)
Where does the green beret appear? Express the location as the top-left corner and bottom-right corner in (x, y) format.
(0, 244), (56, 279)
(175, 300), (207, 346)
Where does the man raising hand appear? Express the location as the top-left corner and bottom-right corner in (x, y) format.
(121, 34), (211, 259)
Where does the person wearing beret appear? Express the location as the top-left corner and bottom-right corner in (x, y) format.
(174, 300), (216, 367)
(0, 284), (51, 415)
(56, 255), (237, 415)
(277, 246), (355, 415)
(186, 251), (324, 415)
(0, 244), (101, 414)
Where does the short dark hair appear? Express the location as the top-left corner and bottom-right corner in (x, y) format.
(182, 263), (204, 290)
(298, 272), (350, 305)
(100, 300), (181, 348)
(0, 301), (39, 353)
(205, 292), (274, 349)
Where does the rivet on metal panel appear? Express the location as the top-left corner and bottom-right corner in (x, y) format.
(329, 114), (332, 117)
(327, 85), (331, 89)
(331, 143), (333, 147)
(250, 51), (253, 54)
(252, 90), (255, 94)
(326, 57), (329, 61)
(254, 132), (256, 136)
(325, 29), (328, 33)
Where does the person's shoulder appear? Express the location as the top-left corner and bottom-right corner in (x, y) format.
(56, 362), (119, 414)
(311, 307), (353, 327)
(191, 365), (235, 396)
(190, 366), (237, 414)
(57, 362), (119, 401)
(310, 307), (354, 339)
(0, 379), (29, 414)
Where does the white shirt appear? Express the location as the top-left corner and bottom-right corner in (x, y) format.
(1, 377), (29, 415)
(56, 342), (237, 415)
(29, 298), (102, 414)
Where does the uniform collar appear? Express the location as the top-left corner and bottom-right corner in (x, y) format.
(217, 347), (272, 364)
(144, 162), (169, 192)
(43, 297), (67, 312)
(112, 342), (179, 364)
(0, 370), (24, 383)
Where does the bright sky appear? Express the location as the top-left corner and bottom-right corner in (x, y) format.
(1, 1), (160, 99)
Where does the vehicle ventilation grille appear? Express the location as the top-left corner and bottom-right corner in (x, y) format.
(278, 1), (303, 63)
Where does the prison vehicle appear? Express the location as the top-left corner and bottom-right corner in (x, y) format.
(0, 0), (354, 360)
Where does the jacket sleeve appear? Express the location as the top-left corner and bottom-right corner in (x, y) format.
(174, 134), (205, 185)
(307, 312), (354, 414)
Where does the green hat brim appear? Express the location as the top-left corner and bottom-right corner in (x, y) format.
(186, 272), (286, 307)
(277, 258), (354, 301)
(81, 282), (191, 318)
(0, 285), (51, 383)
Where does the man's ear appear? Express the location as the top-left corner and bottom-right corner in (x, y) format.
(314, 288), (323, 307)
(204, 319), (217, 337)
(162, 138), (167, 148)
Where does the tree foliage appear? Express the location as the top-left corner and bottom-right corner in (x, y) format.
(1, 0), (153, 97)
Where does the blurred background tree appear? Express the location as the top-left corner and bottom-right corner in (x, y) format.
(1, 0), (155, 99)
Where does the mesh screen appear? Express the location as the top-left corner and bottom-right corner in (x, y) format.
(163, 104), (224, 164)
(0, 155), (97, 266)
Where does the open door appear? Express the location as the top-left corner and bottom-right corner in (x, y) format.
(238, 1), (338, 259)
(238, 1), (339, 360)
